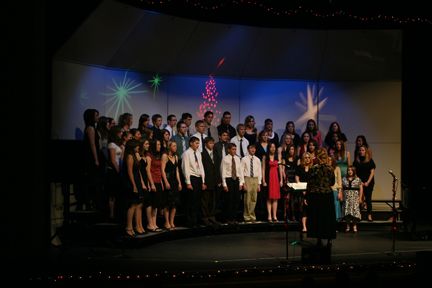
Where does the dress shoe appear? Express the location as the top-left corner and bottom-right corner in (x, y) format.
(202, 218), (212, 226)
(209, 218), (222, 226)
(125, 228), (136, 238)
(134, 227), (146, 235)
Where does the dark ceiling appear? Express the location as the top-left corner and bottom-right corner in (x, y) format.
(117, 0), (432, 28)
(54, 0), (402, 81)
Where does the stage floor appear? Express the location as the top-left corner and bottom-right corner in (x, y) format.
(40, 222), (432, 286)
(51, 227), (432, 273)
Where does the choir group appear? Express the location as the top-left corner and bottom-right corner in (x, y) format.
(80, 108), (376, 238)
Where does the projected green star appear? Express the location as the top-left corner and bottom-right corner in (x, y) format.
(102, 72), (146, 120)
(148, 74), (162, 99)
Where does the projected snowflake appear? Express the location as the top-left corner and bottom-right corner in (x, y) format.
(102, 72), (146, 120)
(295, 84), (335, 128)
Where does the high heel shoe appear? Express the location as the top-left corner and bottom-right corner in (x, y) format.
(134, 227), (146, 235)
(345, 226), (350, 232)
(125, 228), (136, 238)
(353, 225), (358, 233)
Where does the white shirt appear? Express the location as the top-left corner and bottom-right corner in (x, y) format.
(221, 154), (244, 187)
(165, 124), (176, 138)
(107, 142), (122, 168)
(182, 147), (205, 184)
(230, 136), (249, 158)
(241, 155), (262, 185)
(192, 132), (207, 152)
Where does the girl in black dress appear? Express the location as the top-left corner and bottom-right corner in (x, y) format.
(353, 145), (376, 221)
(122, 139), (147, 237)
(161, 141), (182, 230)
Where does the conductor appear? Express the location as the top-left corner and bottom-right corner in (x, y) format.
(305, 148), (336, 247)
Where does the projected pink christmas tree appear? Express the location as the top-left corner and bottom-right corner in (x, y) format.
(197, 75), (222, 122)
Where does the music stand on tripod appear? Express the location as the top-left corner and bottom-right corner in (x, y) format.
(283, 182), (307, 262)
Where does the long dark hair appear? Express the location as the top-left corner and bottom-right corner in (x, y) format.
(83, 109), (98, 127)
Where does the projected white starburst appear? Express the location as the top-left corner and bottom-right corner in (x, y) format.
(102, 72), (146, 120)
(295, 84), (335, 128)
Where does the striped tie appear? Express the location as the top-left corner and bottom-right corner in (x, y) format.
(250, 157), (254, 177)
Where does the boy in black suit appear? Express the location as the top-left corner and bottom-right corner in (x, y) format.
(201, 137), (221, 225)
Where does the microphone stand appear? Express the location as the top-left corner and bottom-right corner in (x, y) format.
(388, 175), (400, 257)
(284, 188), (289, 262)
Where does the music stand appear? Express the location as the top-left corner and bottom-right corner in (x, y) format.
(283, 182), (307, 261)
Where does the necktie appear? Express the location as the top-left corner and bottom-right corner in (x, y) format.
(231, 155), (237, 180)
(201, 134), (204, 151)
(240, 139), (244, 158)
(222, 143), (227, 156)
(207, 127), (211, 137)
(181, 137), (186, 152)
(194, 151), (198, 164)
(250, 156), (254, 177)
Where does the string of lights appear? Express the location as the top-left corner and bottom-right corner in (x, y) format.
(30, 260), (415, 282)
(120, 0), (432, 25)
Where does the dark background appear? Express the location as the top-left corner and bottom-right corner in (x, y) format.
(7, 0), (431, 275)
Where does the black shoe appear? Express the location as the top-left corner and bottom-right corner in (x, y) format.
(134, 227), (146, 235)
(202, 218), (212, 226)
(209, 218), (222, 226)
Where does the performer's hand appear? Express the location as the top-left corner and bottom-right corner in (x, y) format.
(187, 184), (193, 190)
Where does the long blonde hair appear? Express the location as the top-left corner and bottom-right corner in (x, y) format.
(316, 148), (329, 165)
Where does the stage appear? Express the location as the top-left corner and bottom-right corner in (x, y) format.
(43, 220), (432, 287)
